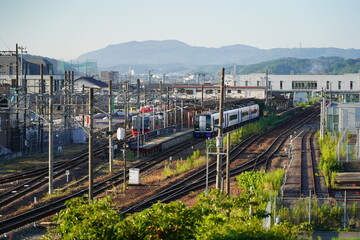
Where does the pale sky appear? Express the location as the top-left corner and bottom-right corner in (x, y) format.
(1, 0), (360, 61)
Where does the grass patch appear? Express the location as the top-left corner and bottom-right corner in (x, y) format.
(162, 150), (204, 177)
(318, 132), (344, 188)
(0, 143), (88, 177)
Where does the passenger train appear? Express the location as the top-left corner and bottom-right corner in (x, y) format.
(131, 114), (163, 137)
(193, 104), (260, 137)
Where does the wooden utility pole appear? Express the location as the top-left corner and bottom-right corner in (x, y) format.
(216, 68), (225, 190)
(88, 88), (94, 201)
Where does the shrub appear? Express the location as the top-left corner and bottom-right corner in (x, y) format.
(53, 196), (121, 240)
(116, 201), (201, 240)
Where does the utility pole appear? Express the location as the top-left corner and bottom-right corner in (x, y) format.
(23, 72), (27, 153)
(265, 70), (269, 106)
(216, 68), (225, 190)
(39, 64), (44, 153)
(48, 76), (54, 195)
(201, 84), (204, 108)
(15, 44), (19, 151)
(70, 71), (74, 143)
(167, 87), (170, 127)
(18, 45), (27, 153)
(320, 88), (325, 139)
(225, 132), (230, 194)
(108, 80), (113, 173)
(63, 71), (68, 142)
(137, 79), (141, 108)
(81, 85), (85, 126)
(88, 88), (94, 201)
(15, 44), (19, 87)
(123, 81), (129, 190)
(148, 70), (153, 85)
(181, 100), (184, 129)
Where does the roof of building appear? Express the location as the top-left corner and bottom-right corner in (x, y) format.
(75, 76), (108, 88)
(26, 58), (52, 66)
(173, 85), (265, 89)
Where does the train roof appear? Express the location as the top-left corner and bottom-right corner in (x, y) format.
(198, 103), (258, 115)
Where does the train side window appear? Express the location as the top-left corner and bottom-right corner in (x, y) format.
(229, 114), (237, 121)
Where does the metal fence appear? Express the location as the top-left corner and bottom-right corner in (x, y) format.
(270, 195), (360, 230)
(337, 127), (360, 162)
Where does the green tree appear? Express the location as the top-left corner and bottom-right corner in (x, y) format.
(53, 196), (121, 240)
(116, 201), (201, 240)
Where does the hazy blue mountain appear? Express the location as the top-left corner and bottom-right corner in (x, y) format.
(76, 40), (360, 68)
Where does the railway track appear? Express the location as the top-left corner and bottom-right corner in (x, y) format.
(0, 131), (135, 209)
(0, 137), (203, 234)
(299, 129), (317, 196)
(0, 106), (321, 234)
(122, 107), (320, 214)
(282, 118), (328, 199)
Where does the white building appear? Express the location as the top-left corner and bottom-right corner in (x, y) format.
(173, 85), (266, 100)
(226, 73), (360, 103)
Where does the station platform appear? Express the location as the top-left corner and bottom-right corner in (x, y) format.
(128, 127), (194, 156)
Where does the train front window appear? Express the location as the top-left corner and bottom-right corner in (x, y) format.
(132, 117), (150, 131)
(195, 115), (211, 131)
(206, 116), (211, 129)
(194, 116), (200, 129)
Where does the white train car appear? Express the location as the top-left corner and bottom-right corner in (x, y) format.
(194, 104), (259, 137)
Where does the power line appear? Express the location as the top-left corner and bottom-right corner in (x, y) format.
(0, 38), (11, 51)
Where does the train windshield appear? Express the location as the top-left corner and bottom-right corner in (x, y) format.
(194, 115), (211, 131)
(132, 116), (150, 131)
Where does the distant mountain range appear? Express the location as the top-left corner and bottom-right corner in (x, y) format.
(75, 40), (360, 70)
